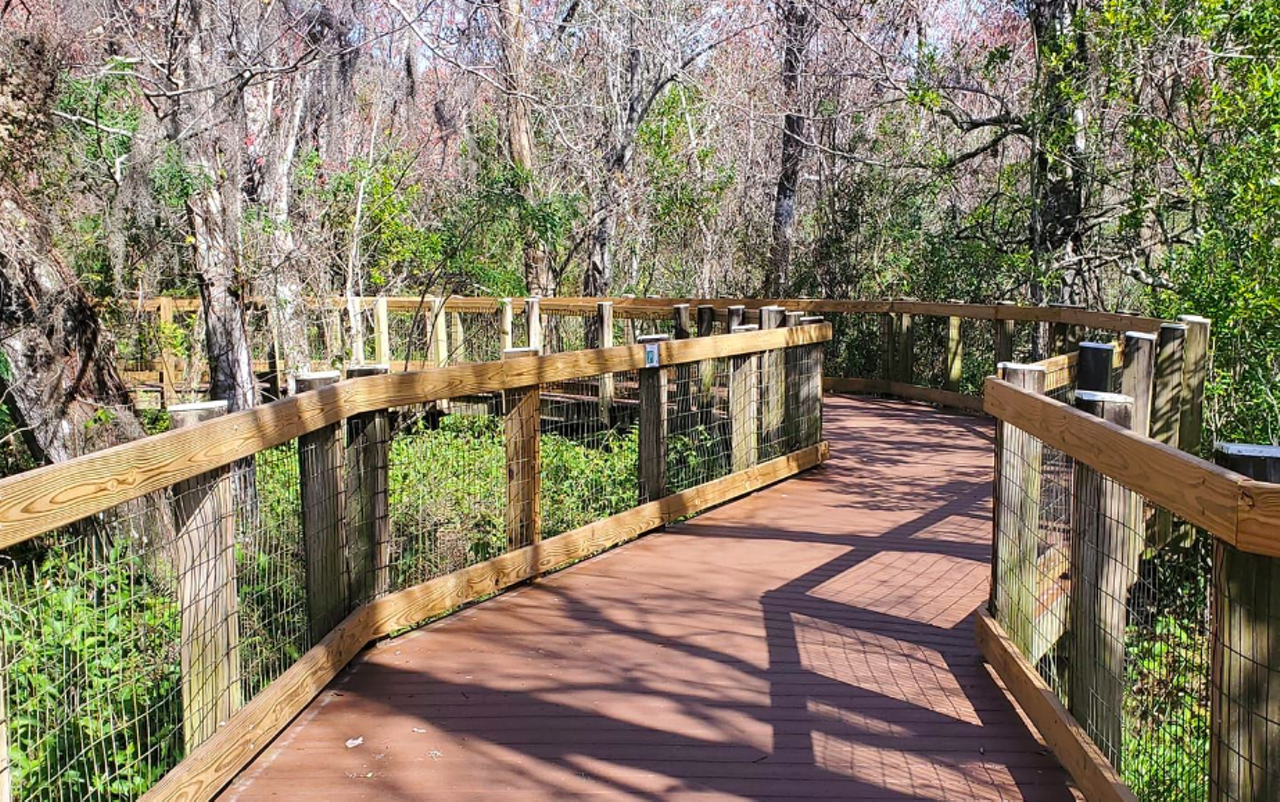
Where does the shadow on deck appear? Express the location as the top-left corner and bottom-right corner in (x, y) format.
(221, 396), (1075, 801)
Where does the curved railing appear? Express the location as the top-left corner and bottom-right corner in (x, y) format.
(122, 295), (1181, 416)
(0, 322), (830, 801)
(982, 333), (1280, 800)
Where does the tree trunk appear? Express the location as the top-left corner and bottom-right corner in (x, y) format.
(769, 0), (814, 297)
(250, 73), (314, 381)
(1028, 0), (1088, 358)
(0, 184), (146, 463)
(180, 0), (258, 412)
(497, 0), (554, 298)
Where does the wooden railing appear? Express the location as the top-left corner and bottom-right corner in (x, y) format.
(982, 333), (1280, 801)
(0, 322), (830, 801)
(119, 296), (1184, 414)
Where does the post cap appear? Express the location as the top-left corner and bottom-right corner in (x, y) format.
(169, 399), (229, 413)
(637, 334), (670, 343)
(1079, 342), (1115, 352)
(996, 362), (1046, 373)
(1074, 390), (1133, 404)
(1215, 443), (1280, 459)
(295, 370), (342, 381)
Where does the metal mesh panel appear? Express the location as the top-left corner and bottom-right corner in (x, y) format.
(539, 369), (640, 539)
(0, 449), (308, 801)
(994, 426), (1211, 799)
(384, 403), (506, 589)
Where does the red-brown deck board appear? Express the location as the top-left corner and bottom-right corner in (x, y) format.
(222, 396), (1075, 800)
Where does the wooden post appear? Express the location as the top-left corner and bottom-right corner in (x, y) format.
(1067, 389), (1140, 769)
(345, 364), (390, 604)
(995, 301), (1015, 366)
(784, 311), (803, 450)
(990, 364), (1046, 657)
(499, 298), (514, 352)
(1076, 342), (1115, 392)
(622, 295), (638, 345)
(171, 400), (243, 751)
(727, 305), (746, 332)
(597, 301), (615, 426)
(450, 312), (466, 364)
(1178, 315), (1211, 458)
(1152, 322), (1187, 448)
(798, 315), (825, 448)
(896, 307), (914, 385)
(880, 312), (894, 382)
(429, 297), (448, 367)
(503, 348), (541, 549)
(759, 306), (786, 457)
(158, 296), (178, 405)
(296, 371), (348, 643)
(372, 296), (391, 366)
(638, 334), (669, 502)
(1211, 443), (1280, 802)
(671, 305), (693, 437)
(347, 296), (366, 364)
(525, 297), (543, 353)
(1121, 332), (1156, 438)
(696, 305), (716, 431)
(728, 323), (759, 472)
(696, 305), (716, 337)
(1149, 322), (1186, 549)
(945, 313), (963, 393)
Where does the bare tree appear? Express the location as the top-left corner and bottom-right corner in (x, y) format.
(767, 0), (815, 295)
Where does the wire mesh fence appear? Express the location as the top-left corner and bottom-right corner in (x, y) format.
(0, 323), (829, 801)
(995, 425), (1212, 800)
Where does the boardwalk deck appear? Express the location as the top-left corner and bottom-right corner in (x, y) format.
(222, 396), (1076, 801)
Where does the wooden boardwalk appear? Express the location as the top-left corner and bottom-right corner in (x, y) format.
(222, 396), (1075, 801)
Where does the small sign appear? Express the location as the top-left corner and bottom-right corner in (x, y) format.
(644, 342), (661, 368)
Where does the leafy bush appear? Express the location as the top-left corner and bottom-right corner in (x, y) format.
(1, 540), (181, 800)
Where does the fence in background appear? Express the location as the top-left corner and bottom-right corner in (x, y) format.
(0, 322), (829, 802)
(118, 297), (1199, 419)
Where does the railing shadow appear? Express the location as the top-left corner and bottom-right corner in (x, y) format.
(223, 396), (1072, 801)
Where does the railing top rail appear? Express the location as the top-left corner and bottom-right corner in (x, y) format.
(0, 323), (831, 551)
(126, 295), (1169, 333)
(984, 376), (1280, 556)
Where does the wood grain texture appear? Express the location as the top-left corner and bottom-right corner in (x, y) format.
(297, 373), (349, 642)
(984, 377), (1250, 549)
(142, 441), (827, 802)
(976, 610), (1137, 802)
(0, 324), (831, 550)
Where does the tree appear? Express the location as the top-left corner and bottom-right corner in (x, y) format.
(767, 0), (814, 295)
(0, 33), (145, 463)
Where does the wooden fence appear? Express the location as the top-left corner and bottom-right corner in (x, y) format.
(120, 295), (1175, 412)
(0, 321), (830, 802)
(983, 331), (1280, 801)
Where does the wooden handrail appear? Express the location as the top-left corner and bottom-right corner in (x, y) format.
(0, 323), (831, 550)
(984, 376), (1280, 556)
(126, 295), (1168, 332)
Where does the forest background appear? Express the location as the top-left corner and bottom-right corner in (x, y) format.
(1, 0), (1277, 471)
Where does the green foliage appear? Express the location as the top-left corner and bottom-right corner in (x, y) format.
(149, 143), (208, 210)
(387, 414), (640, 581)
(1124, 615), (1210, 800)
(54, 64), (138, 168)
(2, 542), (182, 799)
